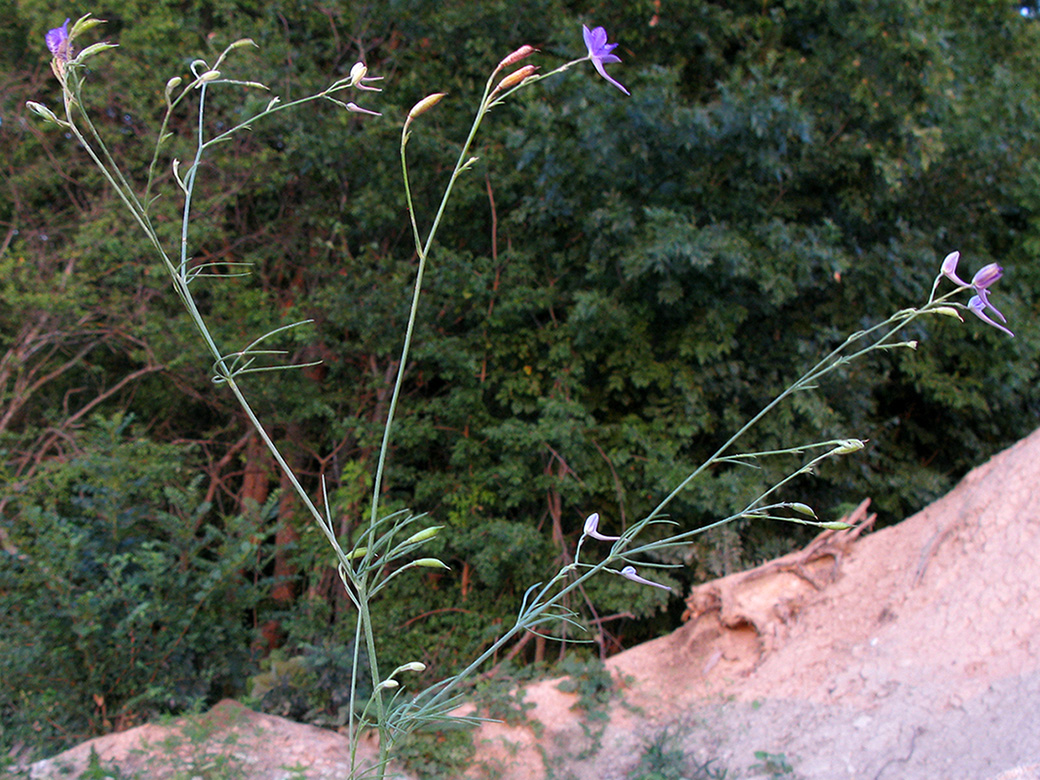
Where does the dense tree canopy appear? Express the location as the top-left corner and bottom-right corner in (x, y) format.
(2, 0), (1038, 755)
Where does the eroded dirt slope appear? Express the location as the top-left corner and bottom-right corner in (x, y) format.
(22, 427), (1040, 780)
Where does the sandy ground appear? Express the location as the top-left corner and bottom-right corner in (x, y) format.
(18, 427), (1040, 780)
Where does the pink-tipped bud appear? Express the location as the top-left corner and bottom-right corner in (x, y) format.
(493, 64), (537, 94)
(496, 45), (538, 72)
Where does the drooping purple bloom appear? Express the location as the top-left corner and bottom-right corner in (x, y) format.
(582, 25), (630, 96)
(46, 18), (71, 61)
(968, 295), (1014, 337)
(583, 512), (620, 541)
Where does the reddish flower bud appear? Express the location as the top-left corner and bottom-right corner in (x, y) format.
(493, 64), (537, 94)
(495, 45), (537, 72)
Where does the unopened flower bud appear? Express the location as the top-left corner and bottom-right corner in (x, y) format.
(71, 41), (118, 65)
(376, 679), (399, 691)
(413, 557), (450, 569)
(789, 503), (817, 519)
(194, 70), (220, 87)
(165, 76), (183, 104)
(931, 306), (963, 321)
(25, 101), (62, 124)
(494, 64), (537, 94)
(403, 526), (442, 545)
(390, 662), (427, 676)
(495, 44), (538, 72)
(831, 439), (865, 455)
(408, 93), (447, 121)
(821, 521), (853, 530)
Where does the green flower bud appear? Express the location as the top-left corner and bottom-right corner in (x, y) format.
(831, 439), (865, 455)
(403, 526), (442, 545)
(412, 558), (450, 570)
(931, 306), (964, 321)
(25, 101), (63, 125)
(408, 93), (446, 120)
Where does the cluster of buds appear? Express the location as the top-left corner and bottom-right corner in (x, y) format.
(491, 45), (539, 96)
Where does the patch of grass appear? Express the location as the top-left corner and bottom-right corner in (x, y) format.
(749, 751), (794, 779)
(627, 728), (727, 780)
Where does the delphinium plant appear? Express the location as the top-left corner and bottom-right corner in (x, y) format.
(26, 14), (1013, 779)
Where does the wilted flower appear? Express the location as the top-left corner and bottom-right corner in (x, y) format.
(620, 565), (672, 592)
(46, 18), (71, 61)
(583, 512), (620, 541)
(582, 25), (630, 96)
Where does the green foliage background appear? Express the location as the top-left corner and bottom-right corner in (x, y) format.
(2, 0), (1038, 758)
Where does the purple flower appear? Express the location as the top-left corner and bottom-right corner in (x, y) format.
(620, 565), (672, 592)
(940, 251), (968, 287)
(968, 295), (1014, 337)
(46, 18), (71, 61)
(971, 263), (1003, 290)
(939, 251), (1013, 337)
(583, 512), (620, 541)
(582, 25), (630, 96)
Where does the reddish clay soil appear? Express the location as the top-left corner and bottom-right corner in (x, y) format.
(21, 428), (1040, 780)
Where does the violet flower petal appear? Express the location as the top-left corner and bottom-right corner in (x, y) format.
(582, 24), (630, 96)
(975, 288), (1008, 324)
(971, 262), (1003, 290)
(968, 296), (1014, 337)
(940, 251), (969, 287)
(46, 18), (70, 60)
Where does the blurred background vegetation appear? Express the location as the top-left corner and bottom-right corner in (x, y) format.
(2, 0), (1038, 760)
